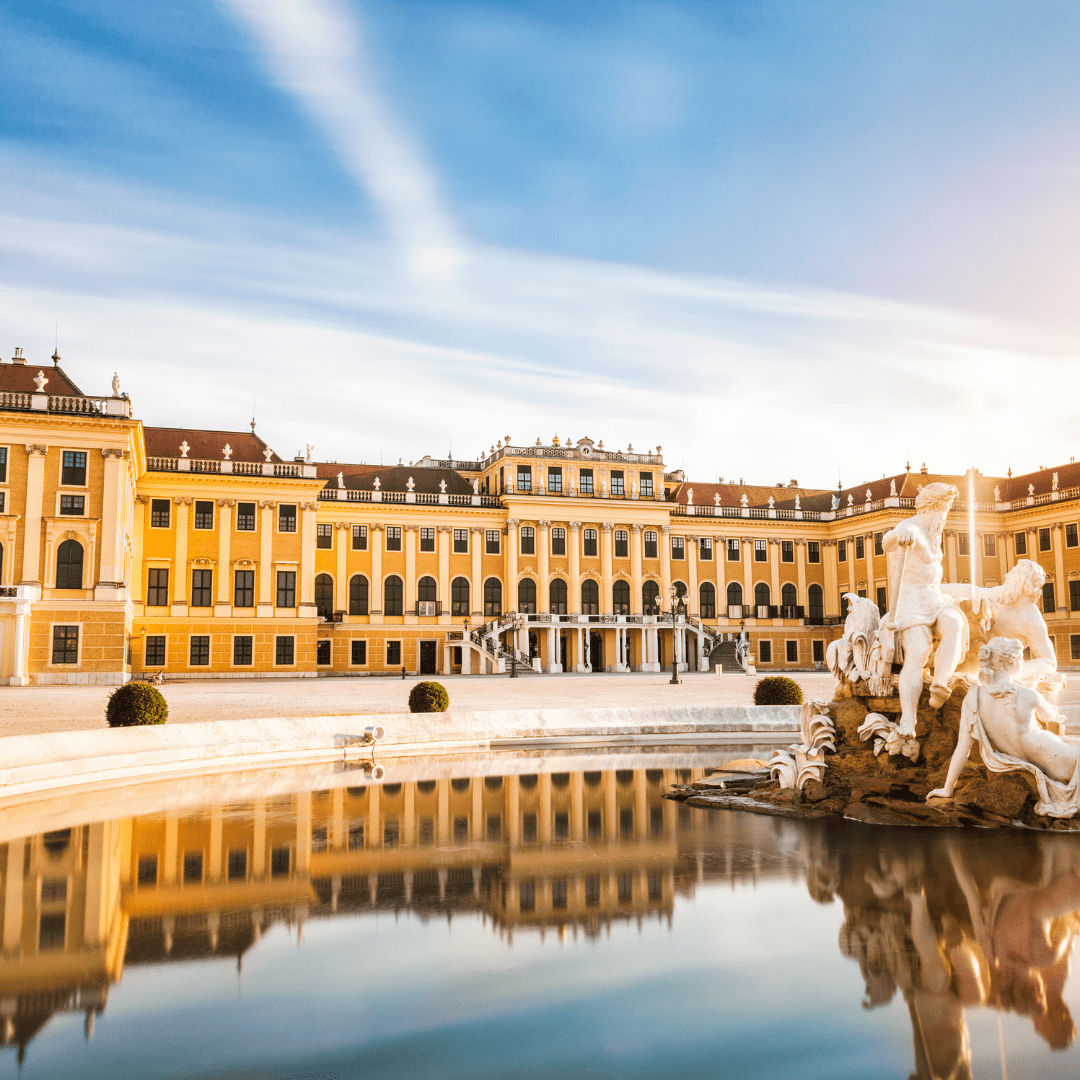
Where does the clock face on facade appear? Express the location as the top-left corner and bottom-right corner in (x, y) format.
(581, 445), (590, 456)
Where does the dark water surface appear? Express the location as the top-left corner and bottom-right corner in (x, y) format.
(1, 750), (1078, 1079)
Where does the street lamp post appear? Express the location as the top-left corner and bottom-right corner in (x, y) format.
(667, 584), (687, 685)
(509, 612), (525, 678)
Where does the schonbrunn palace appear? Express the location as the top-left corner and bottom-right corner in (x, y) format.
(1, 348), (1079, 685)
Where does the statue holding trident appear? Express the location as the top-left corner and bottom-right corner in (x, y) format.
(879, 482), (969, 737)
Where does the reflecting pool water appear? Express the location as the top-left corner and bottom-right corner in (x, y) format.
(1, 749), (1079, 1079)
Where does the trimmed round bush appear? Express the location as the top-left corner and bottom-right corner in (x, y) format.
(106, 681), (169, 727)
(753, 676), (803, 706)
(408, 680), (449, 713)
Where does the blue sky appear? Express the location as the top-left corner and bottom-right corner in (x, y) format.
(2, 1), (1080, 484)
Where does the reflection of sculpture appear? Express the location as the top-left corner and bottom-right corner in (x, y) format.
(928, 638), (1080, 817)
(825, 593), (879, 682)
(880, 483), (968, 736)
(735, 629), (749, 667)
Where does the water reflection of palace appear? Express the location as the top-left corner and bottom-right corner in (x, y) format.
(2, 764), (804, 1063)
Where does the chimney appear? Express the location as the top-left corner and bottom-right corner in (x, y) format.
(12, 347), (25, 365)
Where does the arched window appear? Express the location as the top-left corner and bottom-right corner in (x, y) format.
(418, 576), (437, 602)
(781, 583), (797, 611)
(700, 582), (716, 618)
(384, 575), (403, 616)
(349, 575), (369, 616)
(56, 539), (83, 590)
(674, 581), (688, 601)
(581, 579), (599, 615)
(549, 578), (567, 614)
(755, 583), (771, 610)
(484, 577), (502, 617)
(808, 584), (824, 621)
(518, 577), (536, 614)
(613, 579), (630, 615)
(451, 576), (470, 616)
(642, 580), (660, 614)
(727, 581), (743, 608)
(314, 574), (334, 619)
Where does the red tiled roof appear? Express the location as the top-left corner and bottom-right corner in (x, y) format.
(143, 427), (283, 463)
(316, 463), (473, 495)
(671, 481), (828, 510)
(0, 362), (85, 397)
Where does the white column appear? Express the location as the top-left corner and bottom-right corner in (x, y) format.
(97, 448), (128, 594)
(631, 524), (643, 614)
(172, 498), (190, 615)
(215, 499), (233, 616)
(258, 501), (275, 616)
(601, 523), (613, 613)
(20, 444), (47, 584)
(299, 502), (318, 616)
(438, 526), (451, 623)
(470, 527), (483, 617)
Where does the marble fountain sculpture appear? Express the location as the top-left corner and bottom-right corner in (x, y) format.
(671, 482), (1080, 827)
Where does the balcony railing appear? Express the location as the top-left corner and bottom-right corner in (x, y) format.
(147, 457), (314, 477)
(0, 390), (131, 416)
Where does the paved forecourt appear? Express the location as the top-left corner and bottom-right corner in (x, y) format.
(0, 671), (839, 737)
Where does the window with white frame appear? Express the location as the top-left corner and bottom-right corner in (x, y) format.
(520, 526), (535, 554)
(614, 529), (629, 557)
(485, 529), (500, 554)
(754, 539), (767, 562)
(453, 528), (468, 553)
(352, 525), (367, 550)
(698, 537), (712, 560)
(583, 528), (598, 557)
(386, 526), (402, 552)
(551, 527), (566, 556)
(671, 536), (685, 560)
(420, 527), (435, 552)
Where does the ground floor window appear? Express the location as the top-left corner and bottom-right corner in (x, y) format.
(387, 640), (402, 666)
(275, 636), (294, 665)
(351, 640), (367, 665)
(1072, 635), (1080, 660)
(145, 635), (166, 667)
(189, 635), (210, 665)
(786, 640), (798, 663)
(317, 640), (331, 665)
(233, 636), (253, 665)
(758, 639), (772, 663)
(812, 640), (825, 663)
(51, 625), (79, 664)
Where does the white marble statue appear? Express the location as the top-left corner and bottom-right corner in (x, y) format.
(472, 477), (480, 494)
(438, 479), (447, 493)
(714, 492), (721, 506)
(826, 593), (880, 683)
(994, 485), (1001, 502)
(795, 494), (801, 509)
(928, 637), (1080, 817)
(889, 479), (897, 497)
(336, 471), (345, 489)
(831, 494), (840, 510)
(740, 493), (748, 507)
(686, 487), (693, 505)
(847, 493), (854, 507)
(111, 371), (121, 396)
(406, 476), (415, 492)
(222, 443), (232, 460)
(1053, 472), (1059, 491)
(879, 482), (968, 737)
(263, 448), (274, 462)
(767, 495), (775, 508)
(305, 444), (314, 463)
(33, 370), (48, 392)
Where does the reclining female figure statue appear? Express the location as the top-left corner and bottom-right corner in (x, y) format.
(927, 636), (1080, 818)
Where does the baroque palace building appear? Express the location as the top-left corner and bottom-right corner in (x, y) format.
(1, 347), (1080, 684)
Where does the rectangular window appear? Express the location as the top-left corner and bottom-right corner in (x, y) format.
(228, 850), (247, 881)
(194, 500), (214, 530)
(838, 539), (847, 562)
(551, 527), (566, 555)
(270, 847), (291, 875)
(137, 855), (158, 887)
(548, 467), (562, 493)
(759, 640), (772, 663)
(59, 494), (84, 515)
(485, 529), (500, 554)
(1040, 527), (1052, 552)
(189, 635), (210, 666)
(234, 569), (254, 607)
(517, 465), (532, 492)
(808, 541), (820, 563)
(236, 502), (256, 530)
(147, 567), (169, 607)
(386, 526), (402, 551)
(699, 537), (712, 560)
(958, 532), (970, 556)
(644, 530), (658, 559)
(387, 640), (401, 666)
(278, 504), (297, 532)
(786, 640), (798, 663)
(984, 533), (997, 557)
(276, 571), (296, 608)
(1015, 531), (1028, 555)
(317, 640), (331, 665)
(781, 540), (794, 563)
(583, 528), (598, 557)
(727, 538), (740, 561)
(520, 526), (535, 554)
(671, 535), (685, 560)
(191, 569), (213, 607)
(611, 470), (625, 496)
(0, 492), (7, 512)
(812, 639), (825, 663)
(1072, 635), (1080, 661)
(352, 525), (367, 550)
(184, 851), (204, 884)
(446, 528), (466, 554)
(150, 499), (171, 528)
(316, 523), (333, 549)
(61, 450), (86, 486)
(873, 532), (883, 557)
(1071, 580), (1080, 612)
(420, 527), (435, 552)
(275, 636), (294, 665)
(855, 535), (865, 560)
(615, 529), (629, 558)
(754, 539), (767, 562)
(233, 636), (253, 665)
(579, 469), (594, 495)
(1067, 523), (1079, 549)
(876, 586), (888, 616)
(38, 913), (66, 951)
(51, 625), (78, 664)
(351, 639), (367, 665)
(1043, 582), (1056, 613)
(0, 446), (7, 483)
(640, 472), (653, 497)
(145, 635), (166, 666)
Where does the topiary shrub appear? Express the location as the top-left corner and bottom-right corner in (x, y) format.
(753, 676), (803, 706)
(106, 681), (169, 727)
(408, 680), (449, 713)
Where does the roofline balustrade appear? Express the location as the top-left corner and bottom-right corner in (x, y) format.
(147, 456), (317, 478)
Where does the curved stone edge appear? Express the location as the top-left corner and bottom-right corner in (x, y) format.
(0, 704), (800, 800)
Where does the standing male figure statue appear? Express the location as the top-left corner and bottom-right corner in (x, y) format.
(879, 482), (968, 736)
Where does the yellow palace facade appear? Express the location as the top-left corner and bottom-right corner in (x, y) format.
(3, 348), (1080, 685)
